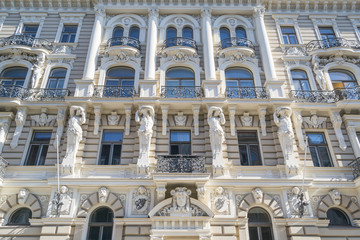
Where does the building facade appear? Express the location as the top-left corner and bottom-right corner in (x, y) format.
(0, 0), (360, 239)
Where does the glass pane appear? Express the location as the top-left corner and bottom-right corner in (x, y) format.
(33, 132), (52, 142)
(293, 80), (302, 91)
(180, 80), (194, 86)
(179, 144), (191, 155)
(249, 227), (259, 240)
(250, 145), (261, 166)
(182, 27), (193, 39)
(225, 68), (253, 79)
(300, 80), (311, 91)
(166, 27), (177, 39)
(281, 26), (296, 34)
(239, 80), (254, 87)
(170, 145), (179, 155)
(226, 80), (239, 87)
(102, 131), (123, 142)
(239, 145), (249, 165)
(111, 145), (121, 165)
(327, 208), (350, 226)
(310, 147), (320, 167)
(13, 80), (24, 86)
(47, 79), (57, 89)
(171, 131), (190, 142)
(112, 27), (124, 38)
(129, 26), (140, 39)
(102, 226), (113, 240)
(291, 70), (307, 79)
(319, 27), (335, 35)
(9, 208), (32, 225)
(166, 68), (194, 78)
(1, 67), (28, 78)
(307, 133), (325, 145)
(283, 35), (289, 44)
(121, 80), (134, 86)
(329, 71), (356, 82)
(88, 226), (100, 240)
(220, 27), (230, 41)
(38, 145), (49, 165)
(23, 25), (38, 37)
(91, 208), (114, 223)
(236, 27), (246, 38)
(238, 131), (258, 143)
(56, 80), (65, 89)
(26, 145), (40, 166)
(99, 145), (111, 165)
(261, 227), (273, 240)
(107, 67), (135, 78)
(289, 35), (298, 44)
(63, 25), (78, 33)
(248, 208), (271, 223)
(318, 146), (332, 167)
(105, 80), (119, 86)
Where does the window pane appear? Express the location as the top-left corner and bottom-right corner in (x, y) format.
(182, 27), (193, 39)
(171, 131), (190, 142)
(239, 80), (254, 87)
(38, 145), (49, 165)
(88, 226), (100, 240)
(239, 145), (249, 165)
(166, 68), (194, 79)
(283, 35), (289, 44)
(112, 27), (124, 38)
(225, 68), (253, 79)
(107, 67), (135, 78)
(220, 27), (230, 41)
(1, 67), (28, 78)
(22, 24), (39, 37)
(26, 145), (40, 165)
(307, 133), (325, 145)
(289, 35), (298, 44)
(112, 145), (122, 165)
(318, 146), (332, 167)
(329, 71), (356, 82)
(236, 27), (246, 38)
(166, 27), (177, 39)
(170, 145), (180, 155)
(300, 80), (311, 91)
(310, 147), (320, 167)
(179, 144), (191, 155)
(180, 80), (195, 86)
(166, 80), (180, 86)
(327, 208), (350, 226)
(238, 131), (258, 143)
(91, 208), (113, 223)
(226, 80), (238, 87)
(249, 227), (259, 240)
(129, 26), (140, 39)
(102, 226), (113, 240)
(33, 132), (52, 142)
(9, 208), (32, 225)
(99, 145), (111, 165)
(250, 145), (261, 166)
(281, 26), (296, 34)
(102, 131), (123, 142)
(261, 227), (273, 240)
(248, 208), (271, 223)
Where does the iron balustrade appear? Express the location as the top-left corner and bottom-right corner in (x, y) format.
(0, 156), (8, 179)
(220, 37), (255, 50)
(0, 35), (53, 50)
(289, 90), (338, 103)
(160, 86), (203, 98)
(306, 38), (360, 52)
(93, 85), (136, 98)
(106, 37), (141, 50)
(164, 37), (197, 49)
(157, 155), (206, 173)
(334, 86), (360, 100)
(225, 87), (268, 99)
(349, 157), (360, 180)
(0, 85), (69, 101)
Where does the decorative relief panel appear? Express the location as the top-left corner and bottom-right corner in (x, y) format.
(30, 108), (57, 127)
(132, 186), (151, 215)
(211, 187), (230, 215)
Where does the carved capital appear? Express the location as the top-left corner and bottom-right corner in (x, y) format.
(253, 7), (265, 18)
(201, 8), (212, 18)
(148, 8), (159, 18)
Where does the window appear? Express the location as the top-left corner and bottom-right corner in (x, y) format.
(22, 24), (39, 38)
(99, 130), (123, 165)
(329, 70), (358, 89)
(170, 131), (191, 155)
(0, 67), (27, 86)
(25, 131), (52, 166)
(327, 208), (351, 226)
(291, 70), (311, 91)
(220, 27), (231, 48)
(165, 67), (195, 98)
(281, 26), (298, 44)
(87, 207), (113, 240)
(47, 68), (67, 89)
(225, 68), (255, 98)
(238, 131), (261, 166)
(112, 26), (124, 38)
(307, 133), (332, 167)
(60, 25), (78, 43)
(129, 26), (140, 40)
(248, 207), (274, 240)
(104, 67), (135, 97)
(236, 27), (246, 39)
(8, 208), (32, 225)
(182, 27), (193, 39)
(319, 27), (336, 40)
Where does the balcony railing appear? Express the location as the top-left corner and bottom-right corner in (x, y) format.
(0, 85), (69, 101)
(306, 38), (360, 52)
(157, 155), (206, 173)
(93, 85), (136, 98)
(289, 90), (338, 103)
(106, 37), (141, 50)
(226, 87), (268, 99)
(220, 37), (254, 50)
(0, 35), (53, 50)
(334, 86), (360, 100)
(160, 86), (203, 98)
(349, 157), (360, 180)
(164, 37), (197, 49)
(0, 156), (8, 179)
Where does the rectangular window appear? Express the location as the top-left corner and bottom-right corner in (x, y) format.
(99, 130), (123, 165)
(22, 24), (39, 38)
(60, 25), (78, 43)
(238, 131), (261, 166)
(307, 132), (333, 167)
(170, 130), (191, 155)
(281, 26), (298, 44)
(319, 27), (336, 40)
(25, 131), (52, 166)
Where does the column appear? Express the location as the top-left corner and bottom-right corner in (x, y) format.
(140, 8), (158, 97)
(347, 126), (360, 158)
(253, 8), (283, 98)
(76, 7), (105, 97)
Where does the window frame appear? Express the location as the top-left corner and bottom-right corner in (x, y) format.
(87, 207), (114, 240)
(327, 208), (352, 227)
(98, 130), (124, 165)
(306, 132), (334, 167)
(248, 207), (274, 240)
(0, 66), (29, 87)
(55, 13), (85, 46)
(328, 69), (358, 89)
(290, 69), (312, 91)
(45, 68), (68, 89)
(237, 130), (263, 166)
(272, 14), (303, 45)
(309, 15), (341, 41)
(24, 130), (52, 166)
(280, 26), (299, 44)
(21, 24), (40, 38)
(15, 13), (47, 39)
(7, 207), (32, 226)
(169, 130), (192, 155)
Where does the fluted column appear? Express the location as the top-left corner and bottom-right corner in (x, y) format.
(201, 8), (216, 81)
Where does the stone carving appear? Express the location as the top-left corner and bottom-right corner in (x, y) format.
(18, 189), (30, 204)
(259, 106), (267, 136)
(161, 106), (168, 136)
(285, 46), (306, 56)
(292, 110), (306, 150)
(62, 106), (86, 173)
(252, 188), (263, 204)
(208, 106), (226, 169)
(169, 187), (192, 216)
(330, 111), (347, 151)
(192, 105), (200, 136)
(31, 108), (56, 127)
(241, 112), (253, 127)
(108, 112), (120, 126)
(212, 187), (230, 215)
(173, 51), (189, 63)
(10, 108), (27, 149)
(132, 186), (150, 214)
(125, 106), (131, 135)
(135, 106), (155, 172)
(329, 189), (341, 205)
(53, 45), (71, 54)
(99, 187), (109, 203)
(50, 185), (72, 216)
(313, 56), (327, 90)
(156, 186), (166, 202)
(0, 115), (12, 154)
(303, 114), (327, 128)
(287, 187), (310, 217)
(175, 112), (187, 126)
(273, 107), (298, 175)
(54, 107), (66, 148)
(196, 185), (206, 202)
(30, 52), (46, 88)
(93, 105), (101, 136)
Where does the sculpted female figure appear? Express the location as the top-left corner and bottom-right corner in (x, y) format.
(135, 106), (155, 168)
(208, 106), (226, 167)
(62, 106), (86, 171)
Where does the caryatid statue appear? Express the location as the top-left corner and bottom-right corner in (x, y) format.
(62, 106), (86, 173)
(208, 106), (226, 169)
(273, 106), (298, 175)
(135, 106), (155, 172)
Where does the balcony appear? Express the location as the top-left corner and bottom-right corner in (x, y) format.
(306, 38), (360, 56)
(0, 85), (69, 101)
(226, 87), (268, 99)
(0, 35), (53, 52)
(334, 86), (360, 101)
(164, 37), (197, 49)
(106, 37), (141, 50)
(289, 90), (337, 103)
(156, 155), (206, 173)
(160, 86), (203, 98)
(221, 37), (254, 50)
(219, 37), (255, 59)
(349, 157), (360, 180)
(93, 85), (136, 98)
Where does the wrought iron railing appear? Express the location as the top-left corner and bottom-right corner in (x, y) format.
(164, 37), (197, 49)
(334, 86), (360, 100)
(289, 90), (338, 103)
(349, 157), (360, 180)
(306, 38), (360, 52)
(93, 85), (136, 98)
(0, 85), (69, 101)
(106, 37), (141, 50)
(160, 86), (203, 98)
(226, 87), (268, 99)
(0, 35), (53, 50)
(157, 155), (206, 173)
(220, 37), (255, 50)
(0, 156), (8, 179)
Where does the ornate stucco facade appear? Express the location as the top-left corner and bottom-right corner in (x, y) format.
(0, 0), (360, 239)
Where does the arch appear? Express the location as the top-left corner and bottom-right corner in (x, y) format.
(0, 192), (42, 220)
(327, 208), (351, 226)
(317, 193), (360, 220)
(77, 192), (124, 218)
(323, 62), (360, 90)
(237, 193), (284, 218)
(159, 14), (201, 42)
(328, 69), (358, 88)
(286, 65), (317, 91)
(40, 63), (72, 89)
(160, 62), (201, 87)
(0, 60), (33, 88)
(0, 66), (28, 86)
(129, 26), (140, 40)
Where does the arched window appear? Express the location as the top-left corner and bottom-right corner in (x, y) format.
(104, 67), (135, 97)
(47, 68), (67, 89)
(166, 27), (177, 48)
(236, 26), (247, 39)
(182, 27), (193, 39)
(327, 208), (351, 226)
(329, 70), (358, 89)
(291, 70), (311, 91)
(248, 207), (274, 240)
(129, 26), (140, 40)
(87, 207), (113, 240)
(112, 26), (124, 38)
(8, 208), (32, 225)
(0, 67), (28, 86)
(165, 67), (195, 98)
(220, 27), (231, 48)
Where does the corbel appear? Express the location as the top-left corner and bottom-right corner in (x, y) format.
(329, 110), (347, 151)
(258, 106), (267, 136)
(161, 105), (169, 136)
(292, 109), (306, 150)
(93, 105), (101, 135)
(54, 106), (66, 148)
(0, 112), (14, 154)
(192, 105), (200, 136)
(124, 105), (132, 135)
(10, 107), (27, 149)
(228, 105), (236, 136)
